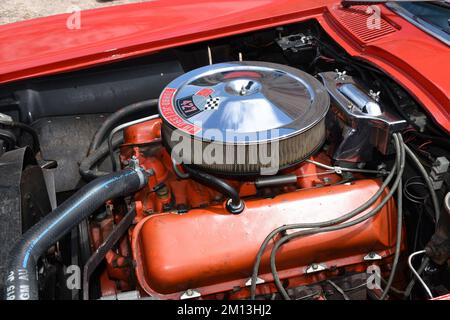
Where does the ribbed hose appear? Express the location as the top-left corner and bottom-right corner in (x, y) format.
(4, 168), (148, 300)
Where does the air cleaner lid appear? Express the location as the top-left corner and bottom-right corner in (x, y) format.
(159, 61), (329, 144)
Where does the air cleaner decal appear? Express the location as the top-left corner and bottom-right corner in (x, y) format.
(175, 87), (221, 119)
(195, 88), (215, 97)
(159, 88), (201, 134)
(204, 97), (221, 110)
(176, 96), (202, 118)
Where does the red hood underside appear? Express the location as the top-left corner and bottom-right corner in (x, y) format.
(0, 0), (448, 132)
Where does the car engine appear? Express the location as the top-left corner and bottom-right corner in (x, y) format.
(1, 20), (449, 300)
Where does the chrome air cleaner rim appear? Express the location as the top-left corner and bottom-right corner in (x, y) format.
(159, 61), (329, 175)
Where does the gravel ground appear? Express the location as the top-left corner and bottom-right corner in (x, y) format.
(0, 0), (151, 25)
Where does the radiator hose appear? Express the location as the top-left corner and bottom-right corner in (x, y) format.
(4, 167), (148, 300)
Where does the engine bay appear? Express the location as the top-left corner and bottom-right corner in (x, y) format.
(0, 19), (449, 301)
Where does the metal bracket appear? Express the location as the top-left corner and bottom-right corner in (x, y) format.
(180, 289), (201, 300)
(100, 290), (141, 300)
(305, 263), (328, 274)
(364, 252), (382, 261)
(245, 277), (265, 287)
(82, 206), (136, 300)
(276, 33), (313, 52)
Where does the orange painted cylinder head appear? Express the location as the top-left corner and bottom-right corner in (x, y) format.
(132, 179), (399, 298)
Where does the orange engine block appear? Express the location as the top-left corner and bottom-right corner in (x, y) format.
(95, 119), (401, 299)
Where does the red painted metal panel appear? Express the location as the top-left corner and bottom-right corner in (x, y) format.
(0, 1), (448, 131)
(332, 5), (397, 43)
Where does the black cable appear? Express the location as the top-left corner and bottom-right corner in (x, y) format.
(406, 143), (434, 169)
(413, 207), (424, 252)
(87, 99), (158, 155)
(107, 114), (160, 172)
(183, 165), (245, 214)
(79, 136), (124, 181)
(407, 131), (450, 150)
(343, 282), (367, 292)
(404, 176), (429, 205)
(373, 73), (413, 124)
(80, 100), (158, 179)
(268, 134), (404, 299)
(0, 121), (40, 153)
(404, 144), (440, 225)
(249, 134), (401, 299)
(327, 280), (350, 300)
(295, 291), (321, 300)
(313, 36), (383, 77)
(380, 277), (405, 296)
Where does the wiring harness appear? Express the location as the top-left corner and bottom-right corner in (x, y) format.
(250, 132), (441, 300)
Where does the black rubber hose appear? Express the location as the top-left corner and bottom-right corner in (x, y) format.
(0, 128), (17, 150)
(404, 144), (440, 224)
(407, 131), (450, 150)
(0, 121), (40, 153)
(4, 168), (148, 300)
(88, 99), (158, 154)
(79, 136), (124, 181)
(183, 165), (245, 214)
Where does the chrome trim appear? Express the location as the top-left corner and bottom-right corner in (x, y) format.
(159, 61), (330, 144)
(386, 2), (450, 46)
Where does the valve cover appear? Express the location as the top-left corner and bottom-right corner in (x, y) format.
(132, 179), (398, 298)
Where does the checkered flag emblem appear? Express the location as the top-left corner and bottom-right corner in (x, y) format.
(204, 97), (221, 110)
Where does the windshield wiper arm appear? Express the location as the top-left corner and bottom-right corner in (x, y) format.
(341, 0), (390, 8)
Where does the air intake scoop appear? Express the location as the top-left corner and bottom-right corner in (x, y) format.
(159, 61), (329, 175)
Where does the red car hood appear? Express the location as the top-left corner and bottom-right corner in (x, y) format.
(0, 0), (448, 132)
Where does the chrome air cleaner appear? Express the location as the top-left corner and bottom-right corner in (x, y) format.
(159, 61), (329, 175)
